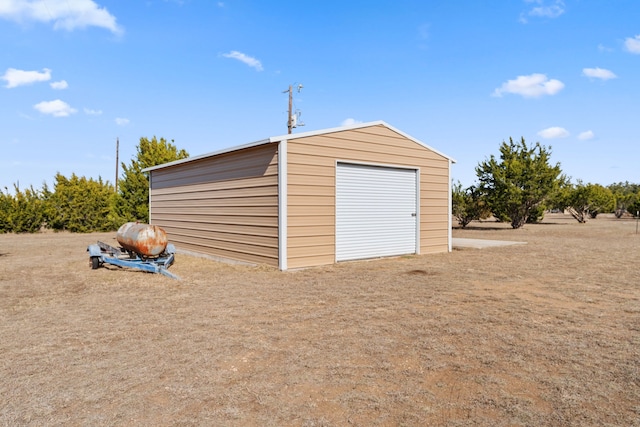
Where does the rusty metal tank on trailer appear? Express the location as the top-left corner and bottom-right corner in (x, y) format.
(116, 222), (168, 257)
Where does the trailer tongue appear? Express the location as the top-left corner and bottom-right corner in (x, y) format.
(87, 223), (179, 280)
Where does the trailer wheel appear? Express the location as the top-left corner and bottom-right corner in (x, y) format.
(91, 257), (100, 270)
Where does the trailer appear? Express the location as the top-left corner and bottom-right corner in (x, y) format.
(87, 240), (179, 280)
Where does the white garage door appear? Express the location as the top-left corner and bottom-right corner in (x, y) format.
(336, 163), (418, 261)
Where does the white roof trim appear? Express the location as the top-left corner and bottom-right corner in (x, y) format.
(143, 120), (455, 173)
(269, 120), (455, 162)
(142, 138), (271, 172)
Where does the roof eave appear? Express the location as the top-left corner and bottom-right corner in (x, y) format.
(142, 120), (456, 173)
(142, 138), (272, 173)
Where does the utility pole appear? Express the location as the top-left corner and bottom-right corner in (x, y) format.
(287, 85), (293, 134)
(283, 83), (303, 134)
(115, 137), (119, 193)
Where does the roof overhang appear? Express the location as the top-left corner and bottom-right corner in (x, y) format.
(142, 120), (456, 173)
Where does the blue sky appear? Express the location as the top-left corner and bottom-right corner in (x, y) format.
(1, 0), (638, 191)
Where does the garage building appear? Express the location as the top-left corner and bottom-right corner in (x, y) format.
(143, 121), (455, 270)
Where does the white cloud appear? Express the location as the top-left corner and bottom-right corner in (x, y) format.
(33, 99), (77, 117)
(520, 0), (565, 23)
(84, 108), (102, 115)
(582, 67), (617, 80)
(529, 1), (565, 18)
(2, 67), (51, 88)
(538, 126), (569, 139)
(50, 80), (68, 89)
(624, 35), (640, 54)
(222, 51), (263, 71)
(341, 118), (362, 127)
(492, 73), (564, 98)
(578, 130), (594, 140)
(115, 117), (129, 126)
(0, 0), (123, 35)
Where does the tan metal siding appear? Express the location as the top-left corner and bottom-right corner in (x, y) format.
(151, 148), (278, 189)
(287, 124), (450, 268)
(149, 144), (279, 266)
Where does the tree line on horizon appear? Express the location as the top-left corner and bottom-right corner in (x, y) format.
(0, 135), (638, 234)
(452, 137), (640, 228)
(0, 137), (188, 233)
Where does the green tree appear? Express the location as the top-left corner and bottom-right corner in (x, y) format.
(526, 204), (546, 224)
(608, 182), (640, 217)
(48, 173), (119, 232)
(564, 182), (615, 223)
(0, 187), (12, 233)
(115, 136), (189, 223)
(476, 137), (563, 229)
(0, 184), (47, 233)
(452, 181), (491, 228)
(627, 193), (640, 217)
(14, 184), (47, 232)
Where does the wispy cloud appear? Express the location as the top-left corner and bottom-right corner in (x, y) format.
(18, 112), (35, 120)
(341, 118), (363, 127)
(520, 0), (565, 23)
(2, 67), (51, 88)
(492, 73), (564, 98)
(529, 0), (565, 18)
(538, 126), (569, 139)
(115, 117), (130, 126)
(578, 130), (595, 141)
(624, 35), (640, 54)
(84, 108), (102, 116)
(598, 44), (613, 53)
(582, 67), (617, 80)
(222, 51), (263, 71)
(50, 80), (68, 89)
(0, 0), (123, 35)
(33, 99), (77, 117)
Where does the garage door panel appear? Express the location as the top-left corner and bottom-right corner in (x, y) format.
(336, 163), (417, 261)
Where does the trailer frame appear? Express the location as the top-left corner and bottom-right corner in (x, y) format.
(87, 241), (179, 280)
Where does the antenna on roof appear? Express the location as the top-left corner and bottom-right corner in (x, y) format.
(283, 83), (304, 134)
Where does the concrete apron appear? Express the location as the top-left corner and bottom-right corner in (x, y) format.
(452, 238), (527, 249)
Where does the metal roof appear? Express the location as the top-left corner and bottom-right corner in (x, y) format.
(142, 120), (456, 173)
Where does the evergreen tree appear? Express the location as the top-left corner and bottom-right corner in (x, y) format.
(451, 181), (490, 228)
(116, 137), (188, 223)
(48, 173), (119, 232)
(608, 182), (640, 217)
(564, 182), (614, 222)
(0, 184), (47, 233)
(476, 137), (563, 229)
(0, 187), (11, 233)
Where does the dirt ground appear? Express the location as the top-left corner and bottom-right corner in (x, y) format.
(0, 213), (638, 426)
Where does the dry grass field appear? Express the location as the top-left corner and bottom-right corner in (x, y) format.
(1, 213), (639, 426)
